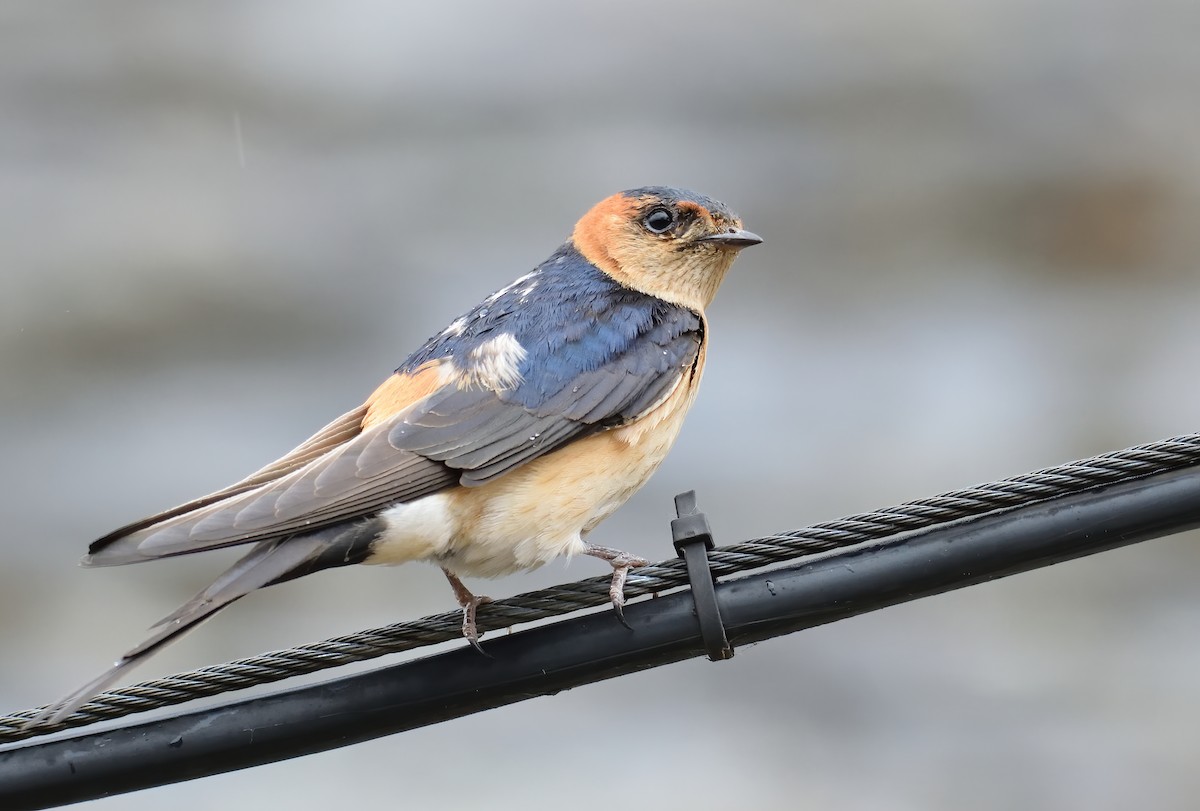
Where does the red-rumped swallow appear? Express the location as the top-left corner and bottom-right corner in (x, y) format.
(41, 186), (761, 721)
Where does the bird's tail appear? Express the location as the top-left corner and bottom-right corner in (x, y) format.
(33, 516), (384, 726)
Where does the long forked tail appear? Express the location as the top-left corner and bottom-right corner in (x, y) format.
(35, 517), (385, 726)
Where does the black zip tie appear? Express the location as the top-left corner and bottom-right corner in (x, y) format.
(671, 490), (733, 661)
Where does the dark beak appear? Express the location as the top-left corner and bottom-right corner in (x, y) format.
(697, 228), (763, 249)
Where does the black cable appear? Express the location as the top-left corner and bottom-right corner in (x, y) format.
(5, 433), (1198, 742)
(3, 463), (1199, 810)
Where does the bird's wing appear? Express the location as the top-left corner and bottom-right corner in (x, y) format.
(87, 404), (371, 549)
(86, 303), (702, 565)
(392, 316), (700, 486)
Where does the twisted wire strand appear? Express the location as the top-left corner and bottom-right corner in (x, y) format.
(4, 433), (1198, 744)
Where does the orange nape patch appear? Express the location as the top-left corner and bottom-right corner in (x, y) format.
(362, 360), (449, 428)
(571, 192), (640, 278)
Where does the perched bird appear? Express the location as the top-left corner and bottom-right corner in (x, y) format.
(41, 186), (761, 722)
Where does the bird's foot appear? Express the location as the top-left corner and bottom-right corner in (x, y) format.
(582, 544), (649, 628)
(441, 568), (493, 655)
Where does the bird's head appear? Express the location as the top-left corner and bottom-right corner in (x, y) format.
(572, 186), (762, 311)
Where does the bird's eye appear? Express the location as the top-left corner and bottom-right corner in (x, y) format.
(643, 208), (675, 234)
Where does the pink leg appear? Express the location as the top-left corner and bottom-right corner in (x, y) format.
(582, 544), (649, 626)
(442, 568), (492, 654)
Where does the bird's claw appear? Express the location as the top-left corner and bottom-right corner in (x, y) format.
(583, 544), (648, 628)
(442, 567), (493, 656)
(461, 594), (494, 656)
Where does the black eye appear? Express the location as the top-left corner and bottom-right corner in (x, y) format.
(644, 207), (675, 234)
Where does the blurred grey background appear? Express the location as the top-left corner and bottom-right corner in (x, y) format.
(3, 1), (1200, 808)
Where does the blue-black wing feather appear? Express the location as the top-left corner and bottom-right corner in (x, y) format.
(389, 243), (702, 485)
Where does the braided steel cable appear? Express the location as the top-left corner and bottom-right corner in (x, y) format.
(3, 433), (1198, 743)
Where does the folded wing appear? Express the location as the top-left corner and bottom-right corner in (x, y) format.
(86, 280), (702, 566)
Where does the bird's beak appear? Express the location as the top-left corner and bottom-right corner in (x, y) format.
(697, 229), (763, 249)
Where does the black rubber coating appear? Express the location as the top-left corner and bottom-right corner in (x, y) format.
(3, 465), (1200, 809)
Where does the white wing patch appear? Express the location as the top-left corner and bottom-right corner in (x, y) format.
(463, 332), (526, 391)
